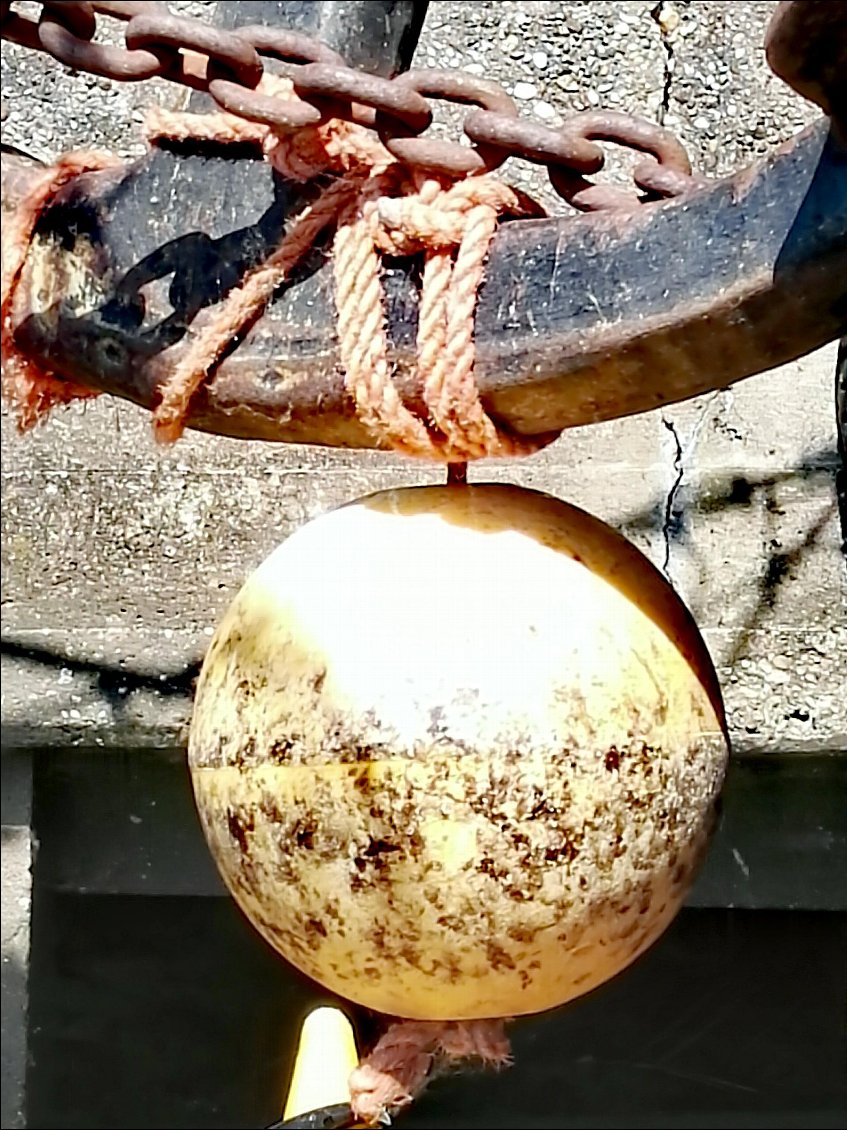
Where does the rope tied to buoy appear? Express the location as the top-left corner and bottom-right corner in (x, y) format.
(348, 1018), (512, 1125)
(2, 72), (562, 471)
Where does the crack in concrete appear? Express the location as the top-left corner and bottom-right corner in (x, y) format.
(660, 394), (721, 583)
(1, 919), (31, 952)
(651, 1), (677, 125)
(661, 416), (684, 577)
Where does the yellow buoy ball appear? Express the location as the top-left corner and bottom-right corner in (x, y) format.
(188, 485), (728, 1021)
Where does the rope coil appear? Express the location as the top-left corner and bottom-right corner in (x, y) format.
(2, 73), (560, 465)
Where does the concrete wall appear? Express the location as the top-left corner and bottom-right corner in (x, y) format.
(1, 3), (844, 1127)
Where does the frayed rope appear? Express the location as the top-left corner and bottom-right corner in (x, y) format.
(349, 1018), (512, 1125)
(1, 151), (119, 431)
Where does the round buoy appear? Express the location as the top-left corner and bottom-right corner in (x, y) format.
(189, 485), (728, 1020)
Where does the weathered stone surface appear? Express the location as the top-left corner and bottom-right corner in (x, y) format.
(3, 344), (842, 753)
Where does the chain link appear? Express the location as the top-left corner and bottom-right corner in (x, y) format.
(375, 70), (519, 177)
(41, 1), (96, 40)
(292, 63), (431, 133)
(211, 35), (357, 132)
(0, 0), (707, 209)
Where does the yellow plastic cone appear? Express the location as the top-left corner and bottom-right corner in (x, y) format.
(283, 1006), (359, 1120)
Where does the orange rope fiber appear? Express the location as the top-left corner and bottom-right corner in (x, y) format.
(1, 150), (120, 430)
(349, 1017), (511, 1124)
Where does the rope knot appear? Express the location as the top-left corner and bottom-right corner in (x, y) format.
(339, 167), (551, 463)
(374, 176), (523, 254)
(2, 70), (561, 464)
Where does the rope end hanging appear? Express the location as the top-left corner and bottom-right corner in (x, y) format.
(348, 1019), (512, 1126)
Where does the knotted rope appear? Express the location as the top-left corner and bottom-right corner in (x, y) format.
(2, 73), (560, 464)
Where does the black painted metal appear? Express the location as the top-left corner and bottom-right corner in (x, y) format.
(215, 1), (429, 79)
(31, 749), (847, 911)
(13, 115), (847, 446)
(26, 747), (847, 1125)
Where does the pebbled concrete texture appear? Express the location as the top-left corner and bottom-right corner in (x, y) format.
(1, 2), (214, 160)
(0, 3), (844, 753)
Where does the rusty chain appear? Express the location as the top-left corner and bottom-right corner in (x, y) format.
(0, 0), (707, 210)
